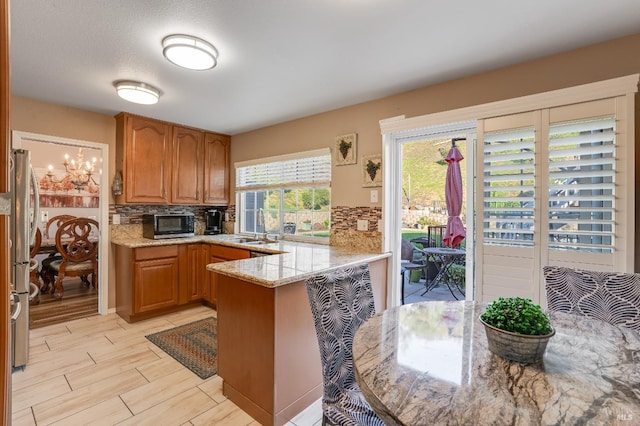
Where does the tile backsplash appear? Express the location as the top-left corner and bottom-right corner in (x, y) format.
(109, 204), (383, 252)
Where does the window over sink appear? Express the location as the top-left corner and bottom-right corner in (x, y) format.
(236, 148), (331, 241)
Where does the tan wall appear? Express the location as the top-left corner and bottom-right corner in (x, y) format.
(11, 97), (117, 200)
(10, 97), (119, 308)
(9, 31), (640, 311)
(231, 32), (640, 210)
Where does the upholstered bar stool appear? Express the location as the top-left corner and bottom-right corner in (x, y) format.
(305, 263), (384, 426)
(543, 266), (640, 332)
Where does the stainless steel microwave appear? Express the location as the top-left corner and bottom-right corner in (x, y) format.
(142, 214), (195, 239)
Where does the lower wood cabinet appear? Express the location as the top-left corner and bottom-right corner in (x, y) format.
(116, 244), (180, 322)
(204, 245), (251, 306)
(115, 242), (250, 322)
(179, 244), (208, 304)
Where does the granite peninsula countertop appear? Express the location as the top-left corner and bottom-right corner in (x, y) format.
(111, 233), (390, 288)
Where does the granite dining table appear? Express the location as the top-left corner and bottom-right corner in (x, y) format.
(353, 300), (640, 426)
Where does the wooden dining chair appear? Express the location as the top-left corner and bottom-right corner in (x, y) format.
(44, 214), (77, 239)
(48, 217), (99, 299)
(41, 214), (78, 291)
(543, 266), (640, 332)
(305, 263), (384, 426)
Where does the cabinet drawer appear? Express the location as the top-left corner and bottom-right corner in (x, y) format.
(135, 245), (179, 261)
(209, 245), (250, 260)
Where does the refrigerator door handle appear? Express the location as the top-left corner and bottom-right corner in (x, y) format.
(30, 164), (40, 246)
(10, 292), (22, 323)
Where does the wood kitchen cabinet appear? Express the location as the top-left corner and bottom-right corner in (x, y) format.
(115, 112), (230, 205)
(116, 245), (180, 322)
(203, 132), (230, 205)
(172, 126), (203, 204)
(115, 243), (250, 322)
(179, 243), (208, 304)
(204, 245), (250, 306)
(115, 113), (172, 204)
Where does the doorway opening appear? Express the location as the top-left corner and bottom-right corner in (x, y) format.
(12, 131), (109, 327)
(399, 136), (470, 304)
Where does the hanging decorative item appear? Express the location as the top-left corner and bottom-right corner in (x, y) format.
(335, 133), (357, 165)
(362, 154), (382, 187)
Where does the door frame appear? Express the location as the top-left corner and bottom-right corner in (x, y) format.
(12, 131), (109, 315)
(381, 120), (475, 307)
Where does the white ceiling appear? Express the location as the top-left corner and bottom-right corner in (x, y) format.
(9, 1), (640, 135)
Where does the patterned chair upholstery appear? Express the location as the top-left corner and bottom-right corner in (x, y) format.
(543, 266), (640, 332)
(305, 263), (384, 426)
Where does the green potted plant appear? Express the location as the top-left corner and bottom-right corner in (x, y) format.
(480, 297), (555, 364)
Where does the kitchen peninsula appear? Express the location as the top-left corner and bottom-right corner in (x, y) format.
(111, 233), (389, 426)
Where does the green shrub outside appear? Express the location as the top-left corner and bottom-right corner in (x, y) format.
(447, 263), (465, 288)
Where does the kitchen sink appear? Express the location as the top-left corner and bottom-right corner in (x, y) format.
(230, 237), (274, 245)
(231, 238), (253, 243)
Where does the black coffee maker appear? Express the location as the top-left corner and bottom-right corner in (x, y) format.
(204, 209), (223, 235)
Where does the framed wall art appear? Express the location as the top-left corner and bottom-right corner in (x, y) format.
(335, 133), (357, 165)
(362, 154), (382, 187)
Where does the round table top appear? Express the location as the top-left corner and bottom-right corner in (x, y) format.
(353, 300), (640, 426)
(421, 246), (465, 256)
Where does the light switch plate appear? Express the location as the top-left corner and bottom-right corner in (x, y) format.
(41, 210), (48, 223)
(112, 214), (121, 225)
(357, 219), (369, 231)
(370, 189), (378, 203)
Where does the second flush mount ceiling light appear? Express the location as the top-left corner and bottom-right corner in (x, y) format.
(114, 81), (160, 105)
(162, 34), (218, 70)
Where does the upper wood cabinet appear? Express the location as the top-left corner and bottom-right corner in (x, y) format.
(204, 132), (230, 205)
(172, 126), (203, 204)
(116, 113), (172, 203)
(115, 112), (230, 205)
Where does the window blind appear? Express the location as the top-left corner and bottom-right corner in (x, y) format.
(236, 149), (331, 191)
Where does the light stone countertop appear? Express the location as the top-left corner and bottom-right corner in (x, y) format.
(111, 233), (390, 288)
(353, 300), (640, 426)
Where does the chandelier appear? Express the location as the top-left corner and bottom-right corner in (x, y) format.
(46, 148), (98, 192)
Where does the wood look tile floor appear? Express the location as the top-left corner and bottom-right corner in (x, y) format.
(12, 306), (323, 426)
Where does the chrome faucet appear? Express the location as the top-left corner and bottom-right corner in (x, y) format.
(258, 208), (267, 239)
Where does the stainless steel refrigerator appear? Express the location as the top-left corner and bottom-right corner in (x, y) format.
(9, 149), (39, 369)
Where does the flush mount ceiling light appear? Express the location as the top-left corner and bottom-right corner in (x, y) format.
(162, 34), (218, 70)
(114, 81), (160, 105)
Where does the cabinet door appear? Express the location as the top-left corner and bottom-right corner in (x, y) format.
(122, 114), (172, 203)
(203, 133), (230, 205)
(134, 256), (179, 313)
(172, 126), (204, 204)
(179, 244), (207, 304)
(205, 255), (228, 305)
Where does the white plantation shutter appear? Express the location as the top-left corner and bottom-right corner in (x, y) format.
(547, 117), (616, 253)
(477, 96), (634, 304)
(236, 149), (331, 191)
(482, 127), (536, 247)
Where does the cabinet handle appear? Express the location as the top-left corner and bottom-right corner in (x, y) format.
(197, 190), (200, 199)
(164, 191), (167, 200)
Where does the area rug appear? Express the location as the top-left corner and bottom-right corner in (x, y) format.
(146, 317), (217, 379)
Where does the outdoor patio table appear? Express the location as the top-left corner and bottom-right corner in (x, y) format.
(420, 247), (465, 299)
